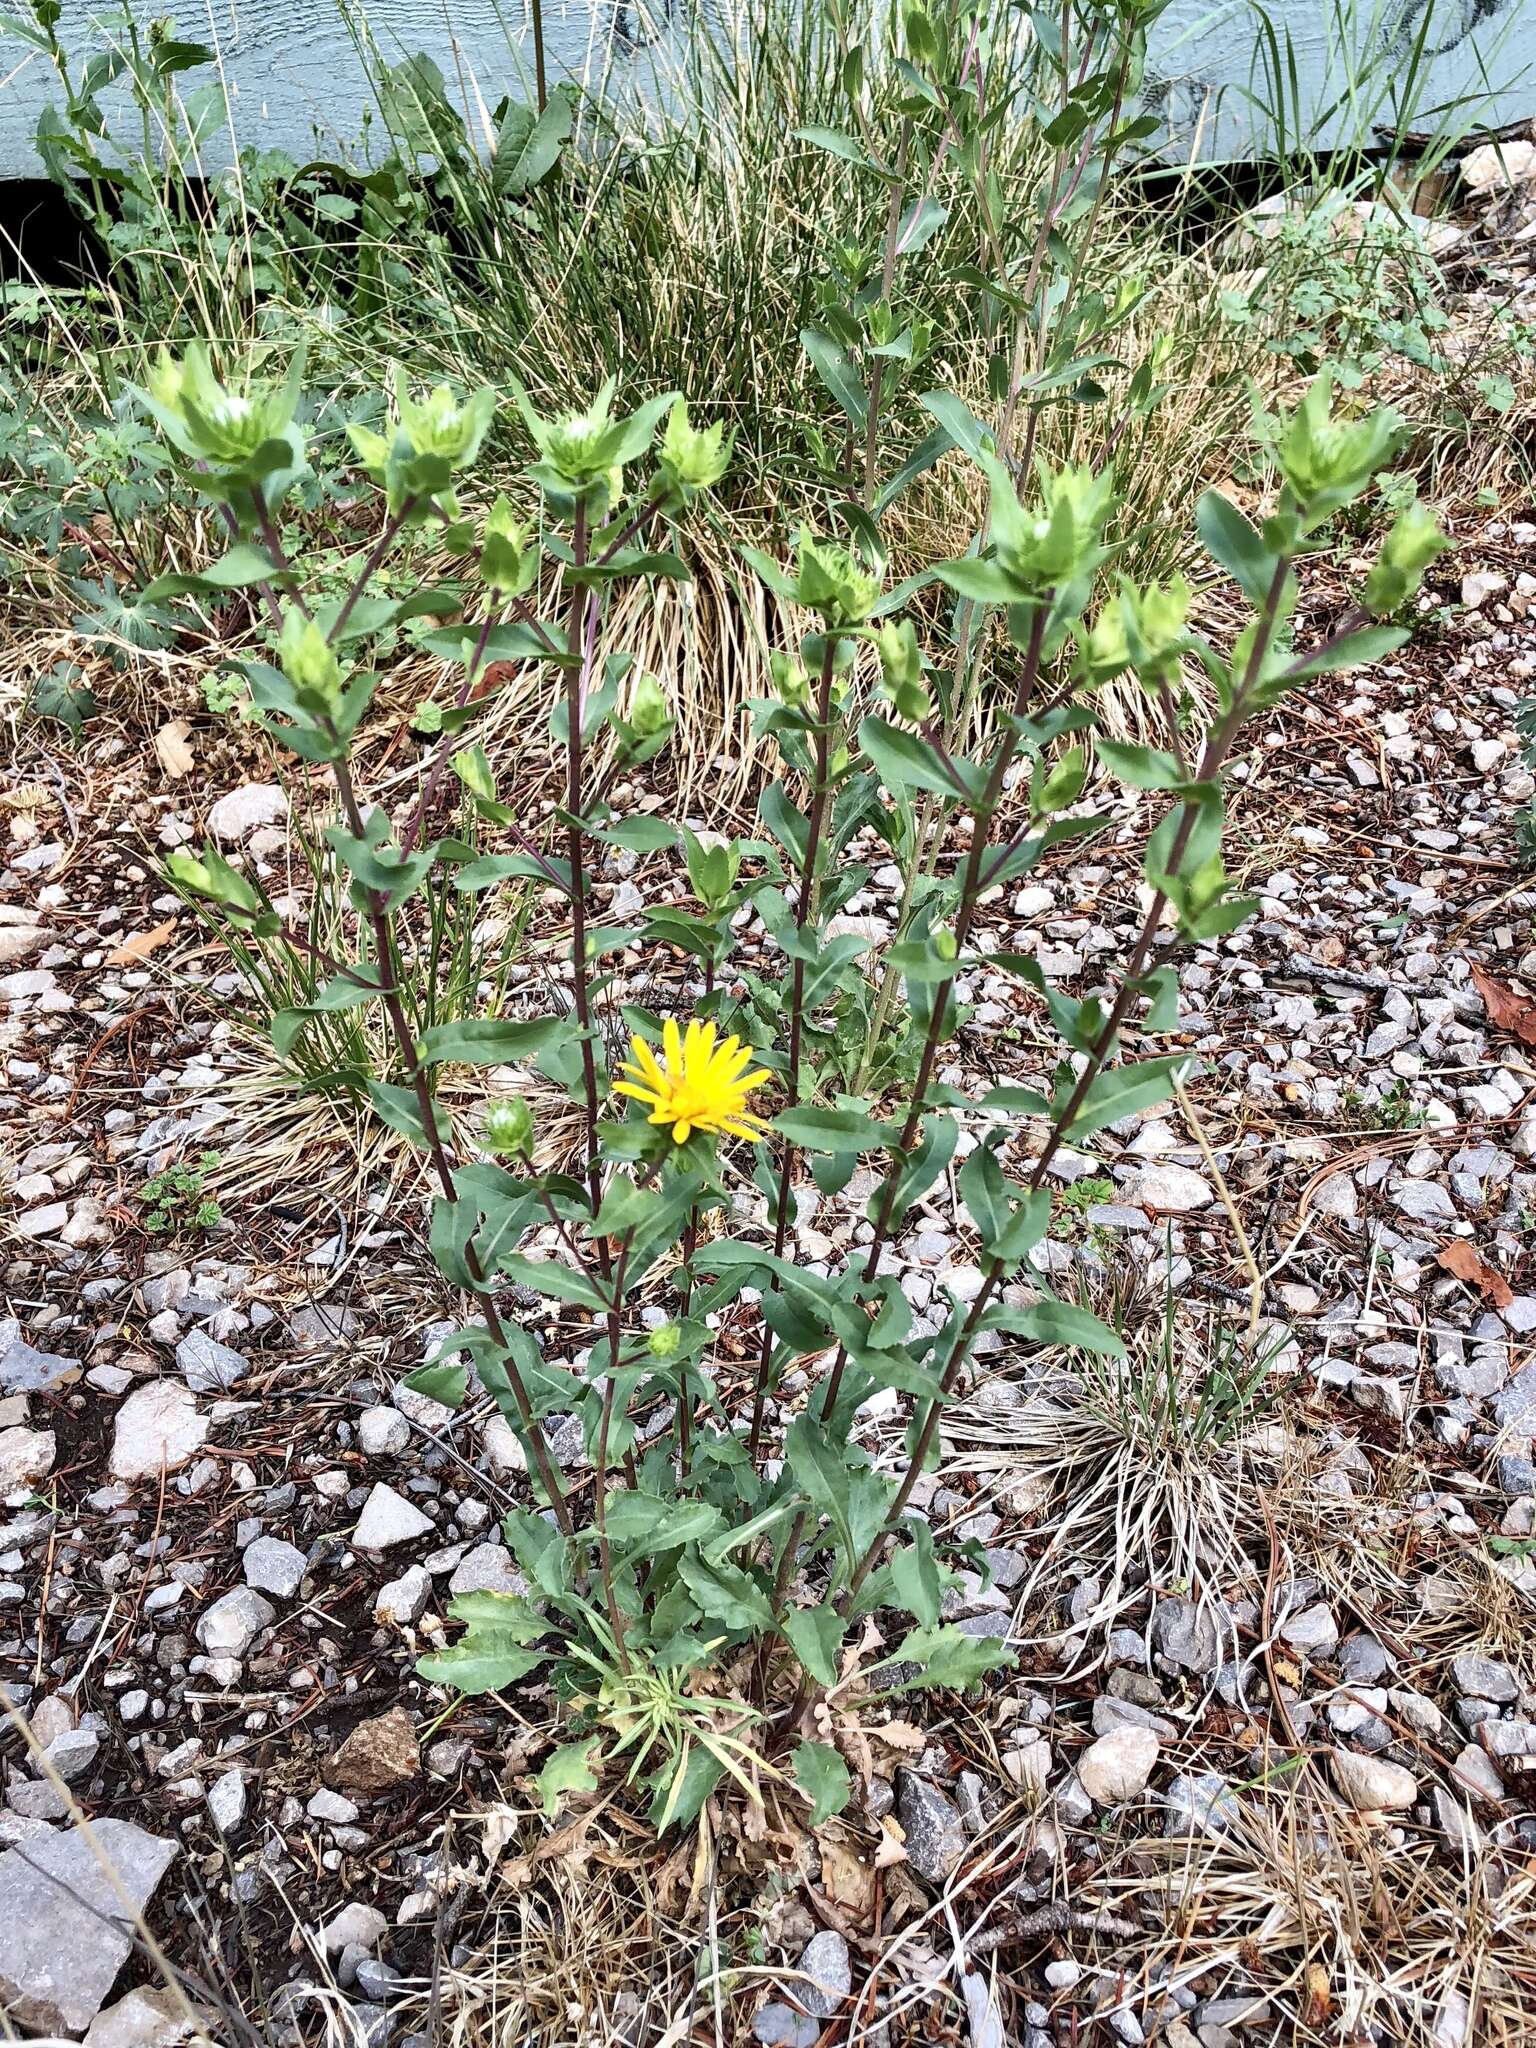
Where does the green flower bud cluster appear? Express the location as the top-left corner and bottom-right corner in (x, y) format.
(794, 529), (882, 627)
(348, 371), (496, 516)
(648, 1321), (684, 1361)
(1275, 372), (1403, 525)
(483, 1097), (535, 1157)
(276, 608), (344, 716)
(657, 400), (732, 500)
(870, 619), (929, 722)
(1362, 500), (1446, 617)
(987, 456), (1116, 596)
(144, 343), (302, 467)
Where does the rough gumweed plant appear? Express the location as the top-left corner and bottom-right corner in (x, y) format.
(141, 338), (1442, 1836)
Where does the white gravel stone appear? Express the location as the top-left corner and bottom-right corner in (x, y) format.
(110, 1381), (209, 1482)
(1331, 1748), (1418, 1812)
(1130, 1165), (1213, 1213)
(358, 1405), (411, 1456)
(353, 1482), (434, 1551)
(208, 782), (289, 843)
(1078, 1726), (1160, 1806)
(196, 1587), (276, 1658)
(374, 1565), (432, 1626)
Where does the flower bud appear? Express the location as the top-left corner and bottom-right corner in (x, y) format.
(396, 376), (496, 470)
(658, 399), (731, 495)
(648, 1321), (683, 1360)
(1362, 499), (1446, 616)
(871, 618), (929, 721)
(277, 609), (342, 712)
(770, 650), (811, 708)
(483, 1097), (535, 1157)
(479, 494), (534, 595)
(629, 673), (670, 737)
(795, 529), (881, 627)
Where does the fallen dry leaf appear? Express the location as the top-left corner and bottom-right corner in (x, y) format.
(868, 1718), (927, 1753)
(815, 1830), (876, 1921)
(105, 916), (177, 966)
(154, 719), (195, 778)
(1437, 1239), (1514, 1310)
(1470, 961), (1536, 1048)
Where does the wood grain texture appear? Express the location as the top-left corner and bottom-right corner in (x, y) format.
(0, 0), (1530, 176)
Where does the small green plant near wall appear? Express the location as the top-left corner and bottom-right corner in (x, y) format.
(139, 328), (1443, 1829)
(139, 1152), (223, 1236)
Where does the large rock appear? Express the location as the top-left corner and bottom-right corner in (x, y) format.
(110, 1382), (208, 1482)
(1078, 1726), (1160, 1806)
(0, 1819), (176, 2035)
(174, 1330), (247, 1394)
(327, 1707), (421, 1796)
(352, 1483), (433, 1551)
(0, 1318), (77, 1394)
(84, 1986), (207, 2048)
(1331, 1748), (1418, 1812)
(894, 1771), (966, 1884)
(207, 783), (288, 843)
(0, 1426), (56, 1497)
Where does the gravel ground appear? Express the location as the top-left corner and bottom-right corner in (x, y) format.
(3, 488), (1536, 2048)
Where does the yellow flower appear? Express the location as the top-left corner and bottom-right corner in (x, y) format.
(615, 1019), (771, 1144)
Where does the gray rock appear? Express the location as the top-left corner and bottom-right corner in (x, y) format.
(357, 1407), (411, 1457)
(447, 1543), (526, 1597)
(175, 1330), (247, 1393)
(752, 2005), (819, 2048)
(208, 1772), (247, 1835)
(1451, 1653), (1519, 1703)
(1078, 1726), (1159, 1806)
(1162, 1772), (1238, 1837)
(110, 1381), (208, 1482)
(243, 1537), (307, 1600)
(797, 1931), (851, 2021)
(374, 1565), (432, 1627)
(196, 1587), (276, 1659)
(1393, 1179), (1456, 1224)
(1130, 1165), (1213, 1213)
(42, 1728), (100, 1784)
(1150, 1596), (1222, 1674)
(0, 1819), (176, 2033)
(353, 1484), (434, 1551)
(1338, 1634), (1391, 1684)
(1279, 1603), (1338, 1657)
(895, 1771), (966, 1884)
(0, 1318), (76, 1394)
(1494, 1365), (1536, 1429)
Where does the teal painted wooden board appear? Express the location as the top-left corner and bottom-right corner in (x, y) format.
(0, 0), (1531, 177)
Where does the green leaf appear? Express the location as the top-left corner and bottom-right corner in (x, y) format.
(1196, 490), (1278, 606)
(860, 714), (972, 800)
(875, 1623), (1012, 1693)
(402, 1361), (466, 1409)
(802, 328), (868, 428)
(141, 543), (284, 602)
(791, 124), (870, 168)
(603, 1491), (727, 1558)
(647, 1744), (725, 1830)
(792, 1740), (852, 1826)
(981, 1299), (1126, 1356)
(492, 1251), (610, 1312)
(365, 1080), (432, 1150)
(1060, 1055), (1193, 1143)
(781, 1605), (844, 1687)
(537, 1736), (600, 1816)
(492, 84), (573, 194)
(889, 1520), (943, 1628)
(773, 1105), (888, 1153)
(678, 1552), (776, 1634)
(417, 1017), (562, 1067)
(1284, 625), (1408, 681)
